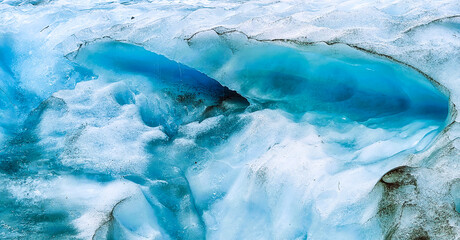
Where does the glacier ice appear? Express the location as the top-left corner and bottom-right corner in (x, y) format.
(0, 0), (459, 239)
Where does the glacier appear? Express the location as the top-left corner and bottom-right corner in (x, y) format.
(0, 0), (459, 239)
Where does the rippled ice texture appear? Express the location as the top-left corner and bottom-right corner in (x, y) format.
(0, 1), (459, 240)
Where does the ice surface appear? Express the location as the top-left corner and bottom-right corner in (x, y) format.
(0, 0), (459, 239)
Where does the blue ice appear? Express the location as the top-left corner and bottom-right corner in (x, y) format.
(0, 39), (450, 239)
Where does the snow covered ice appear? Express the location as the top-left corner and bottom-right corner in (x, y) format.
(0, 0), (459, 239)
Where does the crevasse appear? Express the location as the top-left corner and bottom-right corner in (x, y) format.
(0, 37), (450, 239)
(0, 1), (459, 239)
